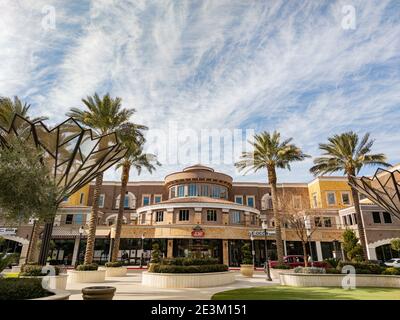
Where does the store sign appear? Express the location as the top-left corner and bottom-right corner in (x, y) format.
(191, 225), (205, 237)
(0, 228), (17, 235)
(249, 230), (276, 237)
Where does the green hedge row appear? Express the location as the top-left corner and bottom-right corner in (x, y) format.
(153, 264), (228, 273)
(0, 278), (53, 300)
(161, 257), (219, 266)
(20, 264), (60, 276)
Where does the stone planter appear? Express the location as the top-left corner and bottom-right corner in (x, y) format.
(142, 271), (235, 288)
(240, 264), (254, 277)
(20, 274), (69, 291)
(271, 268), (292, 280)
(31, 289), (71, 300)
(68, 270), (106, 283)
(105, 267), (127, 277)
(82, 286), (116, 300)
(279, 273), (400, 288)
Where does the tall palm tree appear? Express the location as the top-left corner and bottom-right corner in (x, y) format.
(0, 96), (47, 128)
(67, 93), (134, 265)
(111, 124), (160, 262)
(310, 132), (390, 261)
(235, 131), (310, 264)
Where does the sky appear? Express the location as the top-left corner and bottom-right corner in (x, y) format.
(1, 0), (399, 183)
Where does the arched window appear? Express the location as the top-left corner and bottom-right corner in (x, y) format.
(261, 193), (273, 210)
(106, 214), (127, 226)
(116, 192), (136, 209)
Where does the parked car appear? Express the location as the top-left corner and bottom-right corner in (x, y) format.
(384, 258), (400, 268)
(269, 255), (327, 268)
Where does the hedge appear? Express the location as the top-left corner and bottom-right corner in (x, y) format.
(337, 261), (383, 274)
(294, 267), (326, 274)
(76, 263), (98, 271)
(162, 257), (219, 266)
(0, 278), (53, 300)
(20, 264), (60, 276)
(105, 261), (123, 268)
(153, 264), (228, 273)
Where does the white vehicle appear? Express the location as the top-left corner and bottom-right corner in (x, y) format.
(384, 258), (400, 268)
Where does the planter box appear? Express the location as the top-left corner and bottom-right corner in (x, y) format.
(105, 267), (127, 277)
(142, 271), (235, 288)
(20, 275), (69, 291)
(240, 265), (254, 277)
(271, 268), (292, 280)
(279, 273), (400, 288)
(31, 289), (71, 300)
(68, 270), (106, 283)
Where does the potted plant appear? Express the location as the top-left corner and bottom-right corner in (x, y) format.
(19, 264), (69, 291)
(148, 243), (161, 272)
(68, 263), (106, 283)
(240, 243), (254, 277)
(81, 286), (116, 300)
(105, 261), (127, 277)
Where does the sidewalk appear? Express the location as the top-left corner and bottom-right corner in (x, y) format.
(67, 270), (278, 300)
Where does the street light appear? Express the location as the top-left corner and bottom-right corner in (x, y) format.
(75, 225), (84, 267)
(261, 221), (272, 281)
(250, 233), (255, 268)
(139, 233), (145, 269)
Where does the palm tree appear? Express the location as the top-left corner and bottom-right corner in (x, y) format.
(0, 96), (46, 128)
(67, 93), (134, 265)
(235, 131), (310, 264)
(310, 132), (390, 261)
(111, 123), (160, 262)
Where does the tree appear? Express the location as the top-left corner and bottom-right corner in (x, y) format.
(111, 124), (160, 262)
(67, 93), (134, 265)
(235, 131), (310, 264)
(391, 239), (400, 257)
(310, 132), (390, 261)
(342, 229), (364, 262)
(241, 243), (253, 265)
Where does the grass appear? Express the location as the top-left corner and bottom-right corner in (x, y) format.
(212, 286), (400, 300)
(2, 273), (19, 278)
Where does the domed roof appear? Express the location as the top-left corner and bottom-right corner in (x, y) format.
(183, 164), (214, 172)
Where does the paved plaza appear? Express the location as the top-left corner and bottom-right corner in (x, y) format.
(66, 270), (278, 300)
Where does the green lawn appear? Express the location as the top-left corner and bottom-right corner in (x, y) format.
(212, 286), (400, 300)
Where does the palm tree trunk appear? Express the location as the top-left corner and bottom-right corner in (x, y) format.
(303, 241), (308, 267)
(349, 184), (369, 261)
(111, 162), (130, 262)
(84, 172), (103, 265)
(26, 221), (40, 263)
(268, 166), (284, 265)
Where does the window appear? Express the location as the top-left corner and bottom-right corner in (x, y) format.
(98, 194), (105, 208)
(353, 214), (357, 224)
(327, 192), (336, 205)
(79, 193), (84, 205)
(63, 196), (69, 203)
(383, 212), (392, 224)
(207, 209), (217, 222)
(142, 195), (150, 206)
(124, 195), (130, 208)
(343, 215), (348, 226)
(141, 213), (146, 224)
(177, 185), (185, 197)
(372, 212), (381, 223)
(201, 185), (209, 197)
(348, 214), (353, 225)
(170, 186), (176, 198)
(74, 214), (83, 225)
(312, 193), (318, 208)
(154, 195), (162, 204)
(251, 214), (256, 225)
(156, 211), (164, 222)
(341, 192), (351, 205)
(65, 214), (74, 225)
(314, 217), (322, 227)
(261, 193), (273, 209)
(212, 185), (220, 198)
(231, 211), (241, 224)
(246, 196), (255, 207)
(323, 217), (332, 228)
(189, 184), (197, 197)
(179, 209), (189, 221)
(293, 196), (302, 209)
(235, 196), (243, 205)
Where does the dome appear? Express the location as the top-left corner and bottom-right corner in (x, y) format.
(183, 164), (214, 172)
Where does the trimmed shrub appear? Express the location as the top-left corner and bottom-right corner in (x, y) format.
(162, 257), (218, 266)
(0, 278), (53, 300)
(272, 264), (291, 270)
(153, 264), (228, 274)
(326, 268), (341, 274)
(76, 263), (98, 271)
(241, 243), (253, 265)
(105, 261), (123, 268)
(337, 261), (383, 274)
(324, 258), (340, 269)
(294, 267), (326, 274)
(20, 264), (60, 276)
(150, 243), (161, 264)
(382, 267), (400, 275)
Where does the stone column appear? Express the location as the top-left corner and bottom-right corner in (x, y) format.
(222, 240), (229, 266)
(71, 236), (80, 266)
(315, 241), (323, 261)
(167, 239), (174, 258)
(368, 246), (377, 260)
(283, 240), (287, 256)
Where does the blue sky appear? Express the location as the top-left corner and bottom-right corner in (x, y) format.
(1, 1), (399, 183)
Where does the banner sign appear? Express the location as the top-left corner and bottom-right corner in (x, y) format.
(0, 228), (17, 235)
(249, 230), (276, 237)
(191, 225), (205, 237)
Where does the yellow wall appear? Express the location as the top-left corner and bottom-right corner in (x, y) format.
(63, 184), (90, 206)
(308, 178), (353, 210)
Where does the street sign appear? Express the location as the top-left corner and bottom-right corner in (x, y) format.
(0, 227), (17, 235)
(249, 230), (276, 237)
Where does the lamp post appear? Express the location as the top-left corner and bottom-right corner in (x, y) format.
(250, 233), (255, 268)
(262, 221), (272, 281)
(304, 217), (314, 267)
(139, 233), (145, 268)
(75, 225), (84, 267)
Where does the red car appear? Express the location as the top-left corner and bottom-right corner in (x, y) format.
(269, 255), (327, 268)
